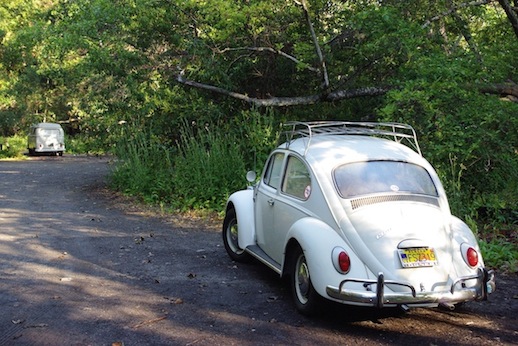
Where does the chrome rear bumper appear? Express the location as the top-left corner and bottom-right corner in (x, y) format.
(326, 268), (495, 308)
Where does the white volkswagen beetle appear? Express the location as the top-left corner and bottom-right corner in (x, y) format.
(223, 121), (495, 315)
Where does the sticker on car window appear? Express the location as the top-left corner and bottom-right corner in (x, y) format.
(304, 185), (311, 199)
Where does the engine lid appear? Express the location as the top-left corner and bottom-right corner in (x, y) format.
(344, 200), (455, 292)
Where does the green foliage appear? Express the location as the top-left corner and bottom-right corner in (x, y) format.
(110, 127), (174, 204)
(1, 0), (517, 267)
(173, 123), (247, 212)
(0, 134), (27, 159)
(377, 44), (518, 222)
(66, 134), (105, 155)
(227, 108), (280, 172)
(479, 237), (518, 273)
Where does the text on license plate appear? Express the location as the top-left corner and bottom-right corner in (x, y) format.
(398, 247), (438, 268)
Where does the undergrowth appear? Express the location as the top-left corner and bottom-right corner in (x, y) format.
(0, 135), (27, 159)
(110, 130), (174, 204)
(172, 123), (247, 212)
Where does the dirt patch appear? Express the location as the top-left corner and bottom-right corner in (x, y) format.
(0, 155), (516, 345)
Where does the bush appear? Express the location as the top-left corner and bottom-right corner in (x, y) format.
(173, 123), (247, 212)
(110, 128), (174, 204)
(479, 237), (518, 274)
(0, 134), (27, 159)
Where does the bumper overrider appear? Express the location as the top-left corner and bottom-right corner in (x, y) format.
(326, 267), (496, 309)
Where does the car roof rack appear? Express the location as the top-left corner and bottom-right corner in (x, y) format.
(281, 121), (422, 156)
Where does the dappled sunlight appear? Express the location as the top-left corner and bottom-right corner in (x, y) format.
(0, 159), (513, 345)
(2, 210), (507, 345)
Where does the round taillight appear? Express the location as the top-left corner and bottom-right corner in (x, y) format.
(332, 247), (351, 274)
(467, 247), (479, 267)
(338, 251), (351, 272)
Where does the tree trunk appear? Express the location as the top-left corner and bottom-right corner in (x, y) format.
(498, 0), (518, 39)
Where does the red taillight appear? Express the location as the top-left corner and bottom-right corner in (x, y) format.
(338, 251), (351, 272)
(332, 247), (351, 274)
(467, 247), (479, 267)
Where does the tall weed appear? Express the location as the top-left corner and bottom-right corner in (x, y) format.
(173, 123), (246, 211)
(110, 128), (174, 204)
(234, 108), (280, 172)
(479, 237), (518, 273)
(0, 135), (28, 159)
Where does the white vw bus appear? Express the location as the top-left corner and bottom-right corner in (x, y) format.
(27, 123), (66, 156)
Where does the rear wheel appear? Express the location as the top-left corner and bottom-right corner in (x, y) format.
(222, 208), (250, 262)
(290, 245), (321, 315)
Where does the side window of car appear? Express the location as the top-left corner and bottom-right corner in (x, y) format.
(282, 156), (311, 200)
(263, 153), (284, 189)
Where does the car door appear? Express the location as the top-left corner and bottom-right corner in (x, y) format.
(255, 152), (285, 260)
(257, 154), (313, 264)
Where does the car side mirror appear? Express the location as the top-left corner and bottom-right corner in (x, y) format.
(246, 171), (257, 183)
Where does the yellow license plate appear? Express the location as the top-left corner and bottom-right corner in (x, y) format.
(398, 247), (438, 268)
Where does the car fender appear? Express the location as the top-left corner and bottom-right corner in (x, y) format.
(226, 189), (256, 249)
(450, 216), (479, 245)
(284, 217), (367, 299)
(450, 215), (486, 271)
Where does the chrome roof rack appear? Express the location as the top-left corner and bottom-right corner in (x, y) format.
(281, 121), (422, 156)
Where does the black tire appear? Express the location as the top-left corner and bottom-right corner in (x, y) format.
(222, 208), (250, 262)
(289, 245), (321, 315)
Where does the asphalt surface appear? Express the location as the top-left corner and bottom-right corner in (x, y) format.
(0, 156), (516, 345)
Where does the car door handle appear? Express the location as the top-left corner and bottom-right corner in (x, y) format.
(267, 199), (275, 206)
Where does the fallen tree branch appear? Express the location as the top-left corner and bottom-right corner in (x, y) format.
(176, 74), (389, 106)
(480, 82), (518, 102)
(175, 1), (390, 107)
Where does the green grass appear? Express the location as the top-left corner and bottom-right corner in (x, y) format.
(110, 130), (174, 204)
(479, 237), (518, 274)
(0, 135), (28, 159)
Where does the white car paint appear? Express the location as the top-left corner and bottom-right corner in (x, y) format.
(223, 122), (495, 313)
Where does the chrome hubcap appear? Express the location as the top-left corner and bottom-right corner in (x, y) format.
(295, 255), (310, 304)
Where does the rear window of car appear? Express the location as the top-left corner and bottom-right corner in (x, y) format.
(282, 156), (311, 200)
(334, 161), (438, 198)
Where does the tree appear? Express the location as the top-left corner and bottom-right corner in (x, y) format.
(174, 0), (518, 106)
(175, 1), (400, 106)
(498, 0), (518, 38)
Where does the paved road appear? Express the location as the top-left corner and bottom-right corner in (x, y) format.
(0, 156), (516, 345)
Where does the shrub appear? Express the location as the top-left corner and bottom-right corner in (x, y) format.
(0, 134), (28, 159)
(110, 128), (174, 204)
(173, 123), (247, 212)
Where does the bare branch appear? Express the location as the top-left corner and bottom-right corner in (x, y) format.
(480, 81), (518, 102)
(175, 1), (391, 107)
(422, 0), (493, 28)
(176, 74), (389, 107)
(498, 0), (518, 38)
(298, 0), (330, 89)
(327, 87), (391, 101)
(217, 46), (320, 73)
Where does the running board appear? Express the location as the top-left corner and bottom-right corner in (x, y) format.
(245, 245), (282, 275)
